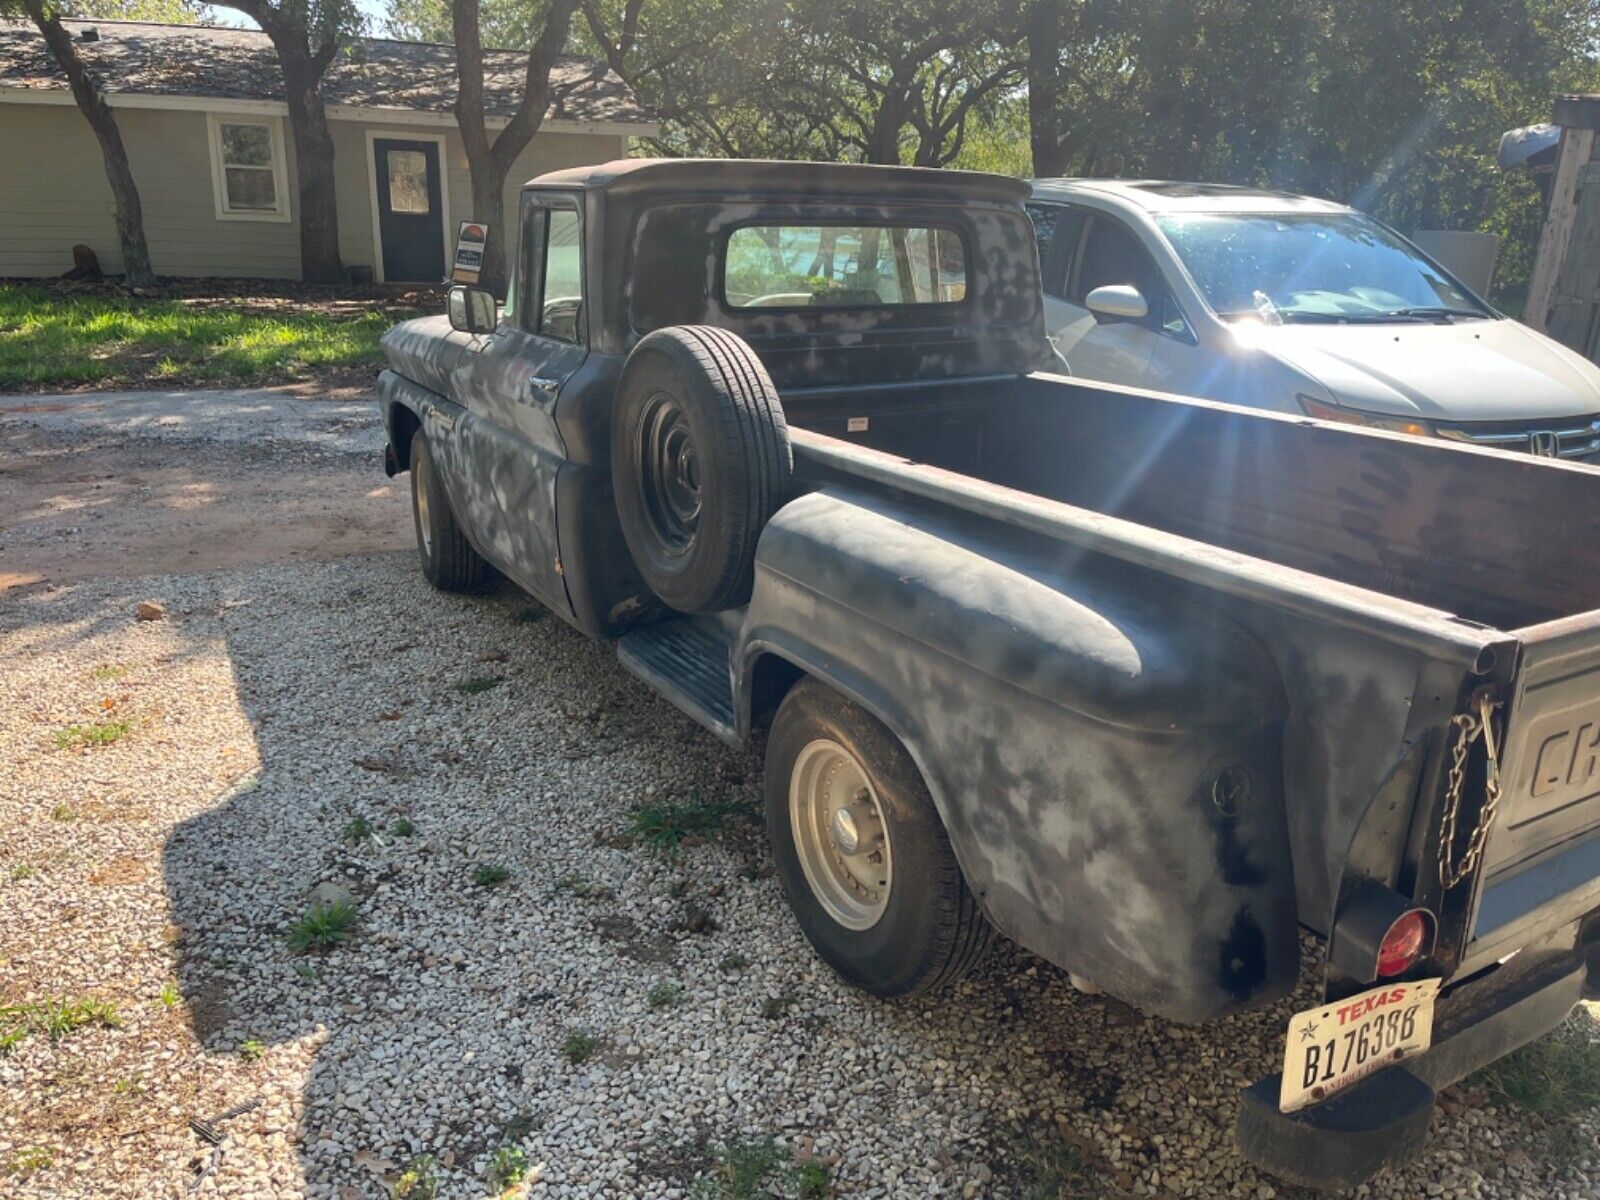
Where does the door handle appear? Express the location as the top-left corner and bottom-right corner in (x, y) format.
(528, 376), (561, 394)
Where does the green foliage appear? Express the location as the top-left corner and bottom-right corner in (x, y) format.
(646, 980), (684, 1009)
(63, 0), (205, 20)
(391, 817), (417, 837)
(0, 997), (121, 1054)
(472, 863), (511, 887)
(158, 981), (181, 1009)
(1471, 1016), (1600, 1118)
(285, 898), (359, 953)
(0, 286), (399, 391)
(690, 1137), (832, 1199)
(455, 676), (503, 695)
(239, 1037), (267, 1062)
(53, 720), (131, 750)
(628, 797), (748, 855)
(342, 815), (375, 844)
(561, 1027), (599, 1062)
(393, 1154), (442, 1200)
(487, 1145), (530, 1188)
(4, 1145), (55, 1178)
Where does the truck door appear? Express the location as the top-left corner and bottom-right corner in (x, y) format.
(456, 192), (587, 615)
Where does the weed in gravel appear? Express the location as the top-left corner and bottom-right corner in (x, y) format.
(554, 873), (612, 900)
(487, 1145), (529, 1188)
(342, 815), (376, 844)
(691, 1138), (829, 1199)
(285, 898), (358, 953)
(630, 798), (749, 855)
(49, 804), (75, 822)
(53, 719), (132, 750)
(456, 676), (503, 695)
(158, 981), (180, 1009)
(9, 864), (35, 882)
(1471, 1016), (1600, 1118)
(0, 997), (121, 1054)
(1003, 1123), (1096, 1200)
(718, 952), (750, 973)
(393, 1153), (441, 1199)
(4, 1145), (55, 1178)
(473, 864), (511, 887)
(760, 993), (796, 1020)
(391, 816), (416, 837)
(239, 1038), (266, 1063)
(90, 664), (129, 682)
(648, 981), (685, 1010)
(562, 1028), (599, 1063)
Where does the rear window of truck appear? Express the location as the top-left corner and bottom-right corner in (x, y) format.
(723, 223), (968, 309)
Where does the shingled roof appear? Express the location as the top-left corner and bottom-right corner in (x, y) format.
(0, 19), (651, 127)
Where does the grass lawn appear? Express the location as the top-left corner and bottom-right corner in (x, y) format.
(0, 281), (435, 392)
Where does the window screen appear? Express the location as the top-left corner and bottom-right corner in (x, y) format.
(724, 224), (967, 309)
(218, 122), (277, 212)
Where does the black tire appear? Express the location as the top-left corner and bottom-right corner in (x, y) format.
(765, 678), (993, 997)
(410, 432), (490, 593)
(612, 325), (792, 613)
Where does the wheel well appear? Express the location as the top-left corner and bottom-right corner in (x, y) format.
(390, 404), (421, 470)
(747, 651), (806, 729)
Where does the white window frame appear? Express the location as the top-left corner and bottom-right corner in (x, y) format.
(206, 112), (291, 223)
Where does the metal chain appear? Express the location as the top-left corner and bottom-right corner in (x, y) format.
(1438, 693), (1503, 891)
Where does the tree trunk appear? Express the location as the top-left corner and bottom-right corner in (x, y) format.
(28, 2), (155, 287)
(1025, 0), (1066, 177)
(467, 154), (513, 294)
(278, 52), (346, 285)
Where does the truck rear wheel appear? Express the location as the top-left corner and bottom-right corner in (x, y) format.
(410, 432), (490, 593)
(765, 677), (993, 997)
(612, 326), (792, 613)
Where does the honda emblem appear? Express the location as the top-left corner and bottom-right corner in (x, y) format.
(1529, 430), (1560, 458)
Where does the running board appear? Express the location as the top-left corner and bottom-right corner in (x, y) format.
(616, 618), (739, 746)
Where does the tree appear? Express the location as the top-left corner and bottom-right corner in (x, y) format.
(210, 0), (358, 283)
(7, 0), (156, 285)
(450, 0), (578, 295)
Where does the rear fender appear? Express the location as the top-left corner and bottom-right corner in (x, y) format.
(738, 487), (1300, 1021)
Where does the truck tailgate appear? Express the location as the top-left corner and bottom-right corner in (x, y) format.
(1465, 617), (1600, 972)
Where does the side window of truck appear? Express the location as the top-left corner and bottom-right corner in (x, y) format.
(520, 202), (584, 344)
(1026, 202), (1086, 300)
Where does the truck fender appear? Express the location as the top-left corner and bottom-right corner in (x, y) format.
(738, 487), (1301, 1021)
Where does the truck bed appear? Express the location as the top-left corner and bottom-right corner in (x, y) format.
(768, 372), (1600, 982)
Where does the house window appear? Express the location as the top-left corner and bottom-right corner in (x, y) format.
(386, 151), (431, 215)
(206, 114), (289, 222)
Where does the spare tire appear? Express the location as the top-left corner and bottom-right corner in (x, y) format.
(612, 325), (792, 613)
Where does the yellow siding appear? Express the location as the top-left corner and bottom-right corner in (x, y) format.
(0, 99), (627, 281)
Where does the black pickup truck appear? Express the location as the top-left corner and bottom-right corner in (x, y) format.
(377, 158), (1600, 1189)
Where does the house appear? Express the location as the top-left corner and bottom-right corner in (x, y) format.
(0, 20), (654, 282)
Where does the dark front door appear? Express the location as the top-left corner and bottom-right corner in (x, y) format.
(374, 138), (444, 283)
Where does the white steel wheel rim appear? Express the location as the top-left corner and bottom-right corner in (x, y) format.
(414, 448), (433, 559)
(790, 737), (893, 931)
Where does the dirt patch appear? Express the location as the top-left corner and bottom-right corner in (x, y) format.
(0, 425), (410, 592)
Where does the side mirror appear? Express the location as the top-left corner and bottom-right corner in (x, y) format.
(1085, 284), (1149, 323)
(447, 285), (497, 334)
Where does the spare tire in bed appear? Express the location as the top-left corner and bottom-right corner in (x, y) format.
(612, 325), (793, 613)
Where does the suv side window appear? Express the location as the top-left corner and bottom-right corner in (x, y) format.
(520, 202), (584, 343)
(1072, 214), (1184, 335)
(1026, 202), (1086, 300)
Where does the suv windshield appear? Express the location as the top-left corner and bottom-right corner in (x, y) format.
(1156, 212), (1492, 324)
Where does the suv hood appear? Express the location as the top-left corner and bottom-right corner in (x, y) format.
(1252, 318), (1600, 421)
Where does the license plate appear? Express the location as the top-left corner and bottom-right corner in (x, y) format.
(1279, 978), (1442, 1113)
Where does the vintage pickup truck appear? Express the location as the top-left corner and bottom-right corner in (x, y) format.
(376, 159), (1600, 1189)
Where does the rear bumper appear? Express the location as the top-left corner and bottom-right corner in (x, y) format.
(1236, 945), (1590, 1190)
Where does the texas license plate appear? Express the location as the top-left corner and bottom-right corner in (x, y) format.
(1279, 978), (1442, 1113)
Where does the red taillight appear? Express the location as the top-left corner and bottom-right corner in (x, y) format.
(1376, 911), (1429, 977)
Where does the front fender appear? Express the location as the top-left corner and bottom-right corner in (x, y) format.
(739, 487), (1300, 1021)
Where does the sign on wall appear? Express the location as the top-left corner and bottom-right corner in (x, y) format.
(452, 221), (489, 285)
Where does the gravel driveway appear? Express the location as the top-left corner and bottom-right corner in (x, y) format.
(2, 394), (1598, 1199)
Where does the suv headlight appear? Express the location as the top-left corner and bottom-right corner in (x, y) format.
(1296, 395), (1434, 439)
